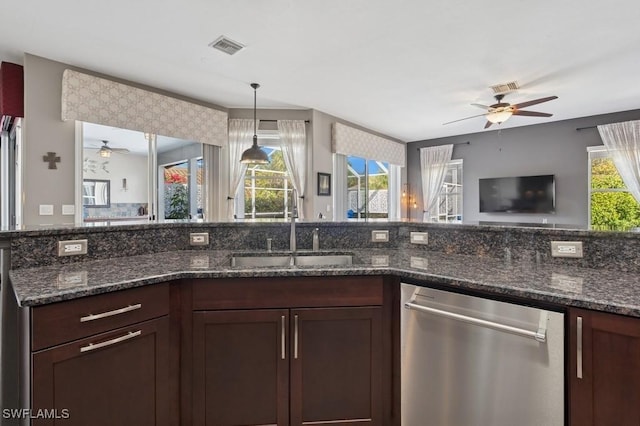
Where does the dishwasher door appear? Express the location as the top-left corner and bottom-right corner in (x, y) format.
(401, 284), (565, 426)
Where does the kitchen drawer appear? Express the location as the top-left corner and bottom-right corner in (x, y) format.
(32, 283), (170, 351)
(191, 276), (384, 310)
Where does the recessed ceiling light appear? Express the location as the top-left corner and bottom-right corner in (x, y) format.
(208, 36), (245, 55)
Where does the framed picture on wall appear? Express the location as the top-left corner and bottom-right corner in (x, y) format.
(317, 172), (331, 196)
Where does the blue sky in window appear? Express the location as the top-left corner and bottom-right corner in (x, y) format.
(347, 157), (387, 175)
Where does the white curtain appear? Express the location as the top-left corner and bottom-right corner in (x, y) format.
(278, 120), (307, 219)
(227, 119), (258, 219)
(420, 144), (453, 222)
(598, 120), (640, 204)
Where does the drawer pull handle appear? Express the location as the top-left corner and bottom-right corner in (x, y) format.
(80, 303), (142, 322)
(80, 330), (141, 353)
(281, 315), (286, 360)
(294, 314), (299, 359)
(577, 316), (583, 379)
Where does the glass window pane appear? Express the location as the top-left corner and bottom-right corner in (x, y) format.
(163, 161), (190, 219)
(589, 154), (640, 231)
(242, 146), (292, 219)
(367, 160), (389, 219)
(591, 157), (626, 190)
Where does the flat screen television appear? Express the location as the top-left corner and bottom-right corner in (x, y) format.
(479, 174), (555, 213)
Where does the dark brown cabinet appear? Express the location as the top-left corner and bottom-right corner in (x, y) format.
(188, 276), (388, 426)
(29, 284), (172, 426)
(569, 308), (640, 425)
(290, 307), (382, 426)
(192, 309), (290, 426)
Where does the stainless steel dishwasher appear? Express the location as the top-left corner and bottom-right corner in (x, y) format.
(401, 283), (565, 426)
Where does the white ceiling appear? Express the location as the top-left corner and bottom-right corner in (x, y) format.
(1, 0), (640, 142)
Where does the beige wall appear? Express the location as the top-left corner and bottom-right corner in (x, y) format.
(23, 54), (76, 225)
(311, 109), (404, 220)
(22, 54), (228, 226)
(22, 54), (402, 225)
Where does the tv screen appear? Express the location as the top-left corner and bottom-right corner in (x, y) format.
(479, 175), (555, 213)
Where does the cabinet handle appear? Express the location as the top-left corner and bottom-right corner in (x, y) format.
(294, 314), (299, 359)
(577, 316), (583, 379)
(80, 330), (141, 353)
(281, 315), (286, 360)
(80, 303), (142, 322)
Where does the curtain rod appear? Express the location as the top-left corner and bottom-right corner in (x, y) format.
(416, 141), (470, 150)
(576, 125), (597, 131)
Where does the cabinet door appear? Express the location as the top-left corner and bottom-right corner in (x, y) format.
(192, 309), (289, 426)
(32, 316), (170, 426)
(290, 307), (383, 426)
(570, 308), (640, 425)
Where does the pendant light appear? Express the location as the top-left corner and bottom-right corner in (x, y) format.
(240, 83), (269, 164)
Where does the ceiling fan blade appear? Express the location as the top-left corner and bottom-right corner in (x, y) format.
(512, 110), (553, 117)
(112, 148), (130, 153)
(511, 96), (558, 110)
(484, 121), (493, 129)
(443, 112), (488, 125)
(471, 103), (491, 110)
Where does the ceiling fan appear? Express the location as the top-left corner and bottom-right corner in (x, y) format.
(444, 93), (559, 129)
(86, 140), (131, 158)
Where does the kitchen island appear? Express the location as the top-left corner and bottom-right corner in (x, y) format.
(3, 221), (640, 425)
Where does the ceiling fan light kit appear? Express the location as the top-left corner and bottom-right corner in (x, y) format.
(444, 91), (558, 129)
(486, 110), (513, 124)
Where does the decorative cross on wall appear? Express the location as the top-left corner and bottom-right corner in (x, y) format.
(43, 152), (61, 169)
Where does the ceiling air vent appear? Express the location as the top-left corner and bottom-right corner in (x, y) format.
(209, 36), (245, 55)
(490, 81), (520, 95)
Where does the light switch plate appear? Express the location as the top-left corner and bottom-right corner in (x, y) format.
(551, 241), (583, 258)
(62, 204), (75, 215)
(371, 230), (389, 242)
(410, 232), (429, 245)
(190, 232), (209, 246)
(39, 204), (54, 216)
(58, 239), (88, 256)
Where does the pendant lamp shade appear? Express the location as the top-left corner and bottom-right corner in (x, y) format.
(240, 83), (269, 164)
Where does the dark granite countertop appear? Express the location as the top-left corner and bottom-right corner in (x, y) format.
(9, 248), (640, 318)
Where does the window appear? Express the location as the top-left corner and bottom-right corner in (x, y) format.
(243, 146), (294, 219)
(431, 160), (463, 223)
(161, 158), (203, 220)
(588, 147), (640, 230)
(346, 156), (390, 219)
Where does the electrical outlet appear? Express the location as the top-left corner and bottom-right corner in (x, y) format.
(410, 232), (429, 245)
(550, 241), (583, 258)
(371, 255), (389, 266)
(190, 255), (210, 268)
(410, 256), (429, 269)
(57, 271), (88, 288)
(58, 239), (88, 256)
(190, 232), (209, 246)
(371, 230), (389, 242)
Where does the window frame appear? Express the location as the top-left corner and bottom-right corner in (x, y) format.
(587, 145), (640, 230)
(431, 159), (463, 223)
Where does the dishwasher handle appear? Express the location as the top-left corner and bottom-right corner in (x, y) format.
(405, 301), (548, 343)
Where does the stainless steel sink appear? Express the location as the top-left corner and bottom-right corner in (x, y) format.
(294, 254), (352, 266)
(230, 255), (292, 267)
(230, 253), (353, 267)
